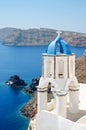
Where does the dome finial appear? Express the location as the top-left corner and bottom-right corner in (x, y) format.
(56, 30), (62, 37)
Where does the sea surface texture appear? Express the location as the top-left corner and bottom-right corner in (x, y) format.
(0, 43), (86, 130)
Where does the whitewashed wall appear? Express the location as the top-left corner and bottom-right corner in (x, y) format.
(36, 111), (86, 130)
(58, 116), (86, 130)
(36, 110), (58, 130)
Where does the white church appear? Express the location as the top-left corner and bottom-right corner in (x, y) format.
(28, 32), (86, 130)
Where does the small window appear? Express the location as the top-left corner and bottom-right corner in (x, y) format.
(58, 60), (64, 78)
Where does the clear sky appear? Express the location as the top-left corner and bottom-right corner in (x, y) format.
(0, 0), (86, 33)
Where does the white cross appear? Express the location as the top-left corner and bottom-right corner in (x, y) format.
(56, 30), (62, 36)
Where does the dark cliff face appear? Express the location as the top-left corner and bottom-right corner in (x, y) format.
(0, 27), (86, 46)
(75, 51), (86, 83)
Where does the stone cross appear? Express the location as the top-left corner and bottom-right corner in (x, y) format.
(56, 30), (62, 36)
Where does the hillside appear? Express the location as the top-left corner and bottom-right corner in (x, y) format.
(0, 27), (86, 46)
(76, 51), (86, 83)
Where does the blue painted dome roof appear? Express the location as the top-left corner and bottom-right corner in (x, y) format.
(46, 35), (72, 55)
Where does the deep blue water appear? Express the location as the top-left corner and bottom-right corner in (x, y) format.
(0, 43), (86, 130)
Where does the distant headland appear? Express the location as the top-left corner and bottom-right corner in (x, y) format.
(0, 27), (86, 46)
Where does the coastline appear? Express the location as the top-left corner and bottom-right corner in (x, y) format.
(20, 77), (40, 119)
(0, 28), (86, 47)
(2, 42), (86, 47)
(20, 92), (37, 118)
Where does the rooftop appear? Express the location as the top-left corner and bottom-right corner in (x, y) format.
(46, 33), (72, 55)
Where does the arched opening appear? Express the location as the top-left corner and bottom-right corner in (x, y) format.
(47, 82), (54, 101)
(47, 82), (56, 111)
(46, 61), (52, 78)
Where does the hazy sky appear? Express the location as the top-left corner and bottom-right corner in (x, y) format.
(0, 0), (86, 33)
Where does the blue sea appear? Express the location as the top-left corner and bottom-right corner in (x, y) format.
(0, 43), (86, 130)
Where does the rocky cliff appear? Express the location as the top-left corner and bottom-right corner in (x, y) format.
(75, 51), (86, 83)
(0, 27), (86, 46)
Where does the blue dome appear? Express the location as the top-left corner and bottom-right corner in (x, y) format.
(46, 35), (72, 55)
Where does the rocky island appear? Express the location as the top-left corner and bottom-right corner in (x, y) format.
(6, 75), (27, 88)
